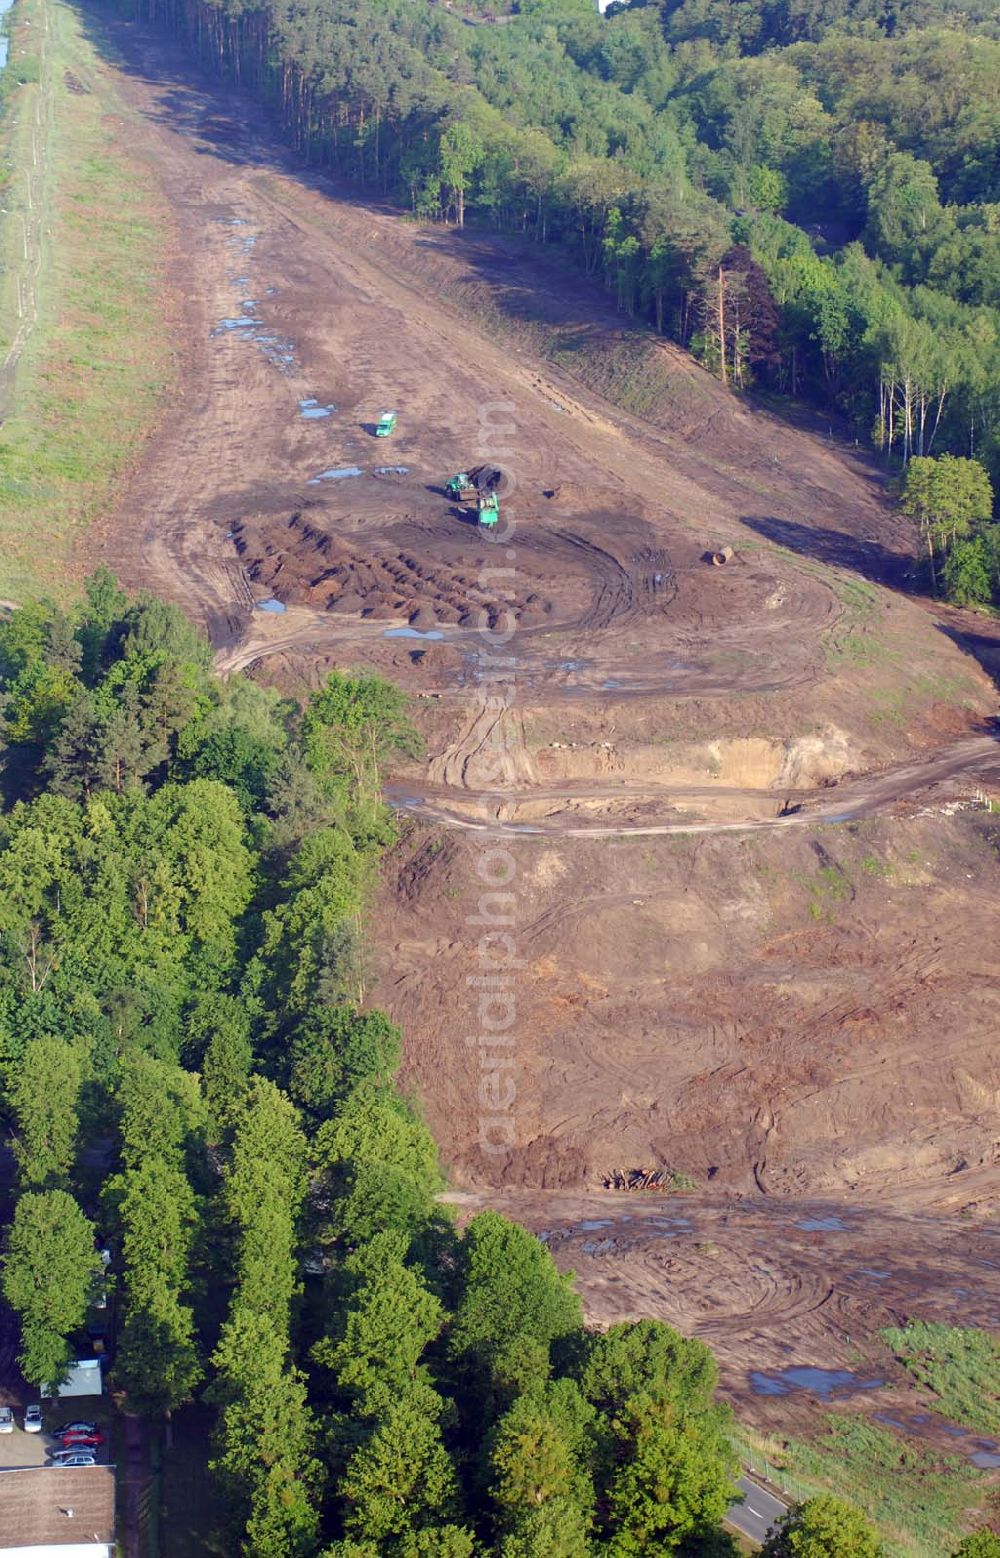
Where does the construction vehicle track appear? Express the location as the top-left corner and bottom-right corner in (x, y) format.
(89, 11), (1000, 1453)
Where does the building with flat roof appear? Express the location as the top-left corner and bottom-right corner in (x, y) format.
(0, 1465), (115, 1558)
(41, 1361), (103, 1402)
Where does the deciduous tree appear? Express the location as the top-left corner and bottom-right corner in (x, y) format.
(762, 1495), (884, 1558)
(898, 454), (994, 590)
(450, 1212), (582, 1405)
(10, 1035), (81, 1189)
(3, 1190), (96, 1389)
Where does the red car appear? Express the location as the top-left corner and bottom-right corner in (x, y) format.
(58, 1429), (103, 1449)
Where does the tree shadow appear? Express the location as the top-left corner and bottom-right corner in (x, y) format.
(74, 1), (322, 176)
(938, 620), (1000, 692)
(69, 3), (892, 485)
(740, 514), (914, 591)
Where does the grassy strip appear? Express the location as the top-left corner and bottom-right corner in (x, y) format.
(881, 1323), (1000, 1439)
(790, 1414), (987, 1556)
(0, 17), (43, 379)
(738, 1415), (988, 1557)
(0, 0), (174, 602)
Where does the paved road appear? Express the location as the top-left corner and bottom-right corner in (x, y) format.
(727, 1476), (788, 1544)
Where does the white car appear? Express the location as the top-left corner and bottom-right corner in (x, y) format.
(24, 1405), (42, 1433)
(54, 1451), (96, 1467)
(0, 1408), (13, 1433)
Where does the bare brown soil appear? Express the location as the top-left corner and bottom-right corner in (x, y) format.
(444, 1187), (1000, 1446)
(89, 14), (993, 744)
(385, 808), (1000, 1190)
(94, 13), (1000, 1457)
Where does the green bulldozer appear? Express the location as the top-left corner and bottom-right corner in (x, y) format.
(375, 410), (398, 437)
(478, 490), (500, 528)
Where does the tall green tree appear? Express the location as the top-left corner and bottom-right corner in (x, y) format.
(10, 1035), (81, 1189)
(302, 671), (420, 799)
(578, 1322), (736, 1553)
(210, 1080), (320, 1556)
(488, 1379), (595, 1549)
(580, 1319), (721, 1419)
(314, 1084), (443, 1246)
(601, 1396), (736, 1553)
(762, 1495), (884, 1558)
(3, 1190), (96, 1389)
(117, 1052), (207, 1170)
(898, 454), (995, 590)
(316, 1230), (445, 1411)
(286, 1006), (400, 1119)
(114, 1156), (201, 1415)
(337, 1383), (460, 1546)
(449, 1213), (582, 1405)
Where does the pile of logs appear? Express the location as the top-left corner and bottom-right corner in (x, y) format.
(601, 1167), (672, 1192)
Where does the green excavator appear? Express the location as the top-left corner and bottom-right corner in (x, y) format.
(446, 472), (477, 501)
(445, 464), (502, 529)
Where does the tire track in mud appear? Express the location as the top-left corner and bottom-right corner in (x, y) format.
(92, 23), (1000, 849)
(96, 24), (1000, 1442)
(223, 532), (825, 706)
(446, 1187), (1000, 1423)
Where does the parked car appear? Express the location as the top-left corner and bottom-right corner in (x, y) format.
(87, 1322), (109, 1357)
(53, 1451), (96, 1467)
(59, 1430), (103, 1449)
(53, 1421), (98, 1436)
(23, 1405), (42, 1433)
(0, 1408), (13, 1433)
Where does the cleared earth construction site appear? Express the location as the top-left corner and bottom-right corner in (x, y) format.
(94, 5), (1000, 1473)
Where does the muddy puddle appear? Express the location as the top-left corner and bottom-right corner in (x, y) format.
(750, 1367), (885, 1399)
(300, 398), (335, 419)
(384, 626), (444, 641)
(873, 1412), (909, 1431)
(252, 334), (297, 370)
(256, 598), (286, 613)
(308, 466), (363, 484)
(875, 1410), (1000, 1467)
(0, 10), (10, 72)
(797, 1216), (849, 1231)
(215, 218), (299, 371)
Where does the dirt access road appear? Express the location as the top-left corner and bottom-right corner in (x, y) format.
(95, 11), (1000, 1457)
(88, 8), (885, 686)
(389, 730), (1000, 837)
(91, 8), (1000, 819)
